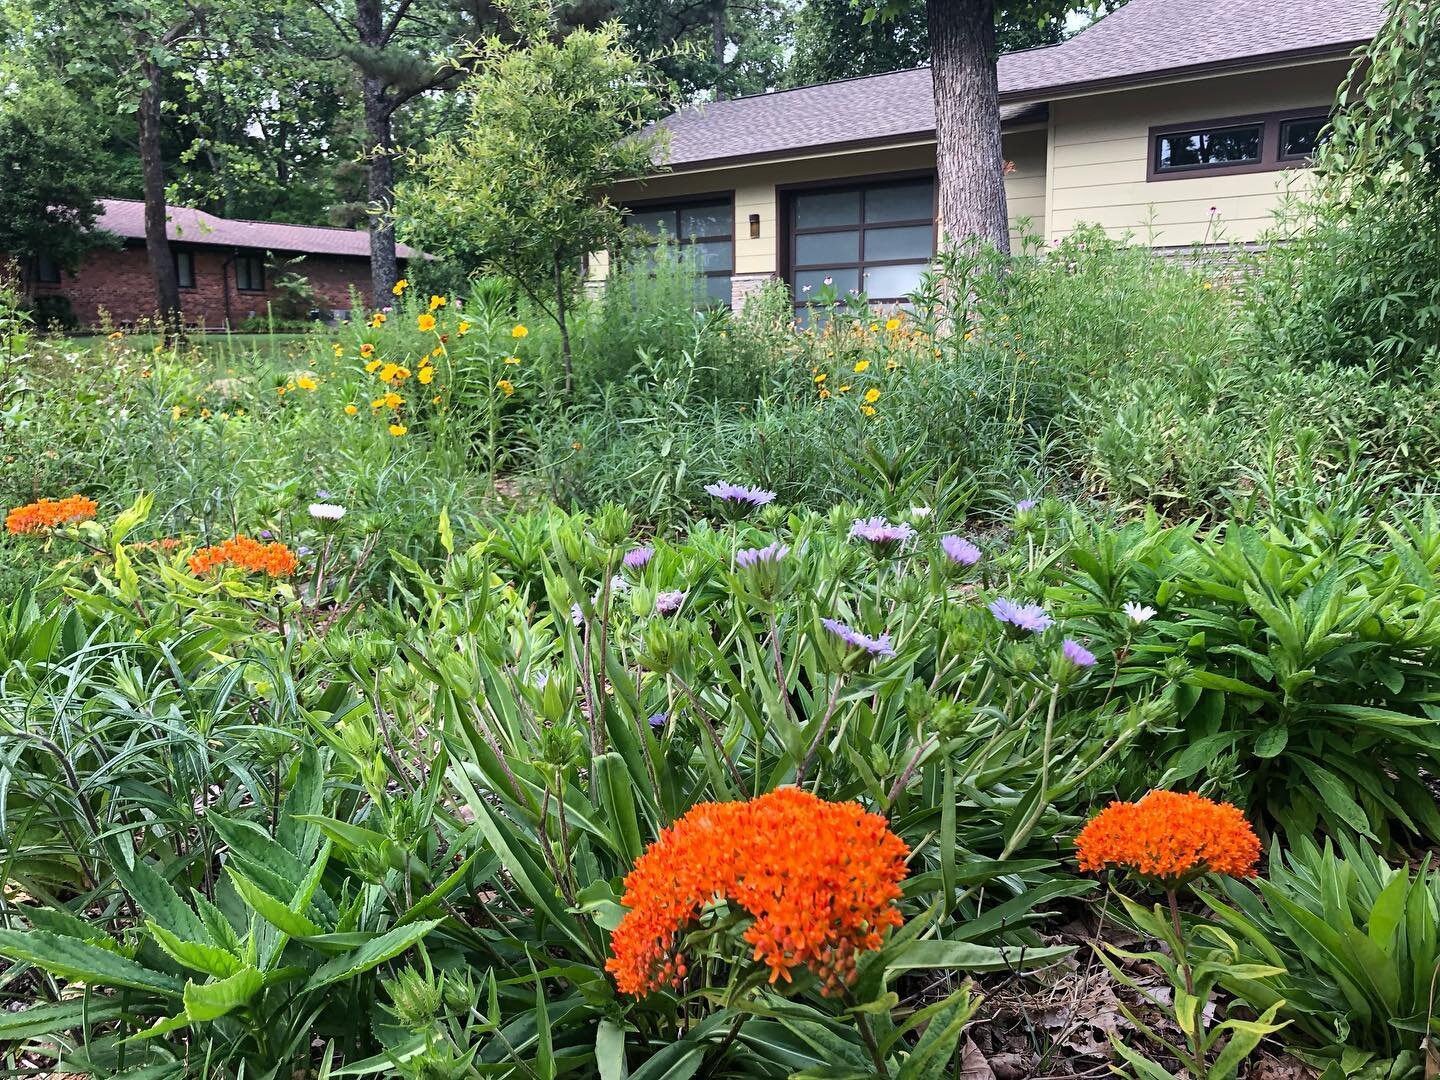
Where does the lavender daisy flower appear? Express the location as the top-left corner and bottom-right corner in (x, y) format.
(822, 617), (896, 658)
(570, 603), (584, 628)
(1015, 499), (1037, 512)
(704, 482), (776, 508)
(849, 516), (916, 546)
(647, 711), (667, 730)
(608, 575), (630, 594)
(989, 597), (1054, 634)
(623, 545), (654, 570)
(308, 502), (346, 521)
(259, 529), (274, 540)
(1122, 601), (1157, 625)
(296, 546), (313, 557)
(655, 589), (685, 615)
(940, 535), (981, 567)
(736, 541), (789, 568)
(1062, 638), (1097, 668)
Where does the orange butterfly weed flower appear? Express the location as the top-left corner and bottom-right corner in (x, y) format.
(1075, 790), (1260, 888)
(188, 535), (299, 577)
(6, 495), (98, 534)
(606, 788), (908, 998)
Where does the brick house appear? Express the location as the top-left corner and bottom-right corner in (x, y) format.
(29, 199), (416, 330)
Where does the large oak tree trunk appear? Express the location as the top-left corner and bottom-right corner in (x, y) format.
(357, 0), (399, 302)
(928, 0), (1010, 255)
(139, 62), (181, 331)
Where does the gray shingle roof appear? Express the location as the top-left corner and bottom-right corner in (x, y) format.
(96, 199), (417, 259)
(655, 0), (1384, 170)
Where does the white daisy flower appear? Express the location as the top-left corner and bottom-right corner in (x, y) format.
(1122, 601), (1157, 625)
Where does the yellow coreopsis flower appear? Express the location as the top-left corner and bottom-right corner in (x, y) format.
(392, 278), (409, 295)
(814, 373), (827, 384)
(417, 313), (437, 332)
(296, 375), (318, 391)
(864, 387), (880, 404)
(860, 404), (877, 417)
(200, 408), (212, 419)
(838, 384), (851, 393)
(511, 324), (528, 339)
(360, 342), (375, 358)
(497, 379), (515, 396)
(365, 359), (382, 374)
(171, 405), (183, 420)
(345, 404), (359, 416)
(371, 397), (385, 409)
(457, 321), (470, 335)
(378, 363), (402, 383)
(389, 423), (407, 437)
(370, 313), (387, 328)
(383, 392), (403, 409)
(504, 355), (521, 365)
(108, 331), (124, 340)
(818, 388), (831, 400)
(332, 343), (344, 358)
(418, 366), (435, 385)
(428, 294), (446, 311)
(853, 360), (870, 373)
(884, 317), (901, 332)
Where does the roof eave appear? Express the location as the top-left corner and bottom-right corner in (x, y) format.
(998, 41), (1367, 104)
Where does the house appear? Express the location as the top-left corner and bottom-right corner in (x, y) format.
(600, 0), (1385, 311)
(28, 199), (416, 329)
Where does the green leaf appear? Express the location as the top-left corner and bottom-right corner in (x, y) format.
(146, 922), (242, 979)
(0, 929), (183, 997)
(302, 920), (441, 992)
(1252, 725), (1289, 759)
(0, 999), (124, 1039)
(596, 1018), (628, 1080)
(886, 939), (1072, 975)
(226, 868), (324, 938)
(109, 848), (213, 946)
(183, 966), (265, 1022)
(896, 988), (976, 1080)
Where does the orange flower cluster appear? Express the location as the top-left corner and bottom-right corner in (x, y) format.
(188, 536), (299, 577)
(606, 788), (909, 998)
(5, 495), (98, 534)
(1075, 790), (1260, 887)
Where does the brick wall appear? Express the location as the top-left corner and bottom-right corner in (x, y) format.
(31, 244), (388, 329)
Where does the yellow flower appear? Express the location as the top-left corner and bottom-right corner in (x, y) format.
(885, 317), (901, 332)
(392, 278), (409, 295)
(504, 355), (521, 365)
(344, 404), (359, 416)
(370, 397), (385, 409)
(838, 384), (851, 393)
(332, 343), (344, 358)
(457, 321), (470, 335)
(370, 312), (387, 328)
(296, 375), (317, 391)
(140, 368), (152, 379)
(365, 359), (381, 374)
(430, 346), (444, 358)
(417, 313), (437, 332)
(389, 423), (407, 437)
(860, 404), (877, 417)
(171, 405), (182, 420)
(497, 379), (515, 397)
(869, 323), (879, 332)
(864, 387), (880, 404)
(886, 360), (899, 371)
(108, 331), (124, 340)
(853, 359), (870, 373)
(818, 388), (831, 400)
(814, 373), (827, 384)
(378, 362), (403, 383)
(511, 324), (528, 339)
(418, 366), (435, 385)
(433, 394), (442, 405)
(383, 393), (403, 409)
(200, 408), (212, 419)
(360, 342), (375, 358)
(429, 294), (446, 311)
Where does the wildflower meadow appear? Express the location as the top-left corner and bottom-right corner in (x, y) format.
(2, 4), (1439, 1079)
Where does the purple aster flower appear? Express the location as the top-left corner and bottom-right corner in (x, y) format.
(259, 529), (273, 540)
(608, 575), (629, 594)
(655, 589), (685, 615)
(570, 603), (584, 628)
(736, 542), (789, 568)
(296, 545), (313, 557)
(821, 617), (896, 658)
(647, 711), (667, 729)
(849, 516), (916, 546)
(623, 546), (654, 570)
(989, 597), (1054, 633)
(1062, 638), (1097, 668)
(940, 535), (981, 567)
(1015, 499), (1037, 512)
(315, 489), (332, 500)
(704, 482), (776, 508)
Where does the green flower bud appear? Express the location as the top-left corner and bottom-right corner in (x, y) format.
(639, 621), (683, 673)
(1004, 641), (1039, 675)
(593, 503), (634, 548)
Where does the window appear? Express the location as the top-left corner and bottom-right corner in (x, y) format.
(1279, 116), (1327, 160)
(235, 255), (265, 292)
(626, 198), (733, 305)
(1149, 110), (1331, 180)
(34, 253), (61, 285)
(788, 177), (934, 314)
(175, 251), (196, 289)
(1154, 123), (1263, 172)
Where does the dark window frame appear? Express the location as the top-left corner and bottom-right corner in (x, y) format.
(235, 254), (266, 293)
(1147, 108), (1331, 181)
(779, 170), (937, 310)
(1277, 115), (1329, 162)
(622, 191), (735, 306)
(175, 250), (196, 290)
(34, 253), (62, 285)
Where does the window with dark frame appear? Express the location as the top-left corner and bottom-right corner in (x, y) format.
(235, 255), (265, 292)
(788, 177), (935, 317)
(34, 253), (61, 285)
(1150, 110), (1331, 179)
(625, 198), (733, 306)
(175, 250), (196, 289)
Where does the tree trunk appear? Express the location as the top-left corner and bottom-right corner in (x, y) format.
(553, 254), (573, 399)
(711, 3), (726, 100)
(928, 0), (1010, 255)
(139, 61), (181, 332)
(357, 0), (399, 302)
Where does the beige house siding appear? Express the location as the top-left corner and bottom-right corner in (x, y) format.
(595, 129), (1047, 291)
(1046, 59), (1348, 245)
